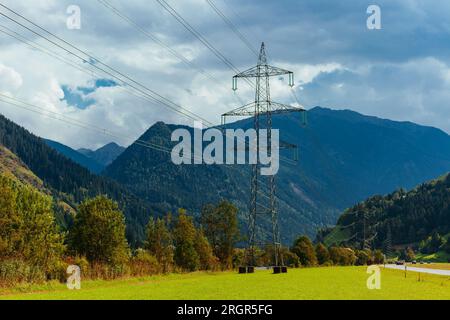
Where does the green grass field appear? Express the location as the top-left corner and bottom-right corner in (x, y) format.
(1, 267), (449, 300)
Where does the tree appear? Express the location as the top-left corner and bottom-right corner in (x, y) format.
(201, 201), (239, 269)
(0, 175), (65, 275)
(400, 247), (415, 262)
(315, 243), (330, 265)
(329, 247), (357, 266)
(280, 247), (300, 268)
(373, 250), (385, 264)
(443, 240), (450, 254)
(173, 209), (199, 271)
(69, 196), (129, 265)
(419, 232), (444, 254)
(291, 236), (317, 267)
(194, 228), (218, 270)
(355, 249), (373, 266)
(145, 217), (174, 272)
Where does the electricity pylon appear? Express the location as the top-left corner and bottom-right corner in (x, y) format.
(221, 43), (306, 267)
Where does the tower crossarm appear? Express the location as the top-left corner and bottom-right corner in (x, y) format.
(221, 102), (305, 118)
(234, 65), (293, 79)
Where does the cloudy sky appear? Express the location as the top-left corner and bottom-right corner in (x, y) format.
(0, 0), (450, 149)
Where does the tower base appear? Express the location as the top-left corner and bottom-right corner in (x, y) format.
(273, 266), (288, 274)
(238, 266), (255, 274)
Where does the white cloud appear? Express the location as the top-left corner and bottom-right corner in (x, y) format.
(0, 0), (449, 153)
(0, 63), (23, 91)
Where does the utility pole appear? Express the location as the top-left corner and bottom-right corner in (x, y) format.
(363, 210), (367, 250)
(385, 223), (393, 259)
(222, 43), (306, 270)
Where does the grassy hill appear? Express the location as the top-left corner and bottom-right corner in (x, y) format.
(0, 144), (44, 190)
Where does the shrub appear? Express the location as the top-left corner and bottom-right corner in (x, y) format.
(194, 229), (219, 271)
(373, 250), (385, 264)
(129, 249), (161, 276)
(0, 259), (46, 287)
(329, 247), (357, 266)
(315, 243), (330, 265)
(232, 248), (245, 268)
(282, 249), (301, 268)
(0, 175), (65, 279)
(355, 249), (374, 266)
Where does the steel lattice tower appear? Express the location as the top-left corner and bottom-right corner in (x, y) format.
(222, 43), (306, 267)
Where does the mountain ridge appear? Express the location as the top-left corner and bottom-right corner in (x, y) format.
(78, 142), (125, 167)
(44, 139), (104, 174)
(103, 107), (450, 243)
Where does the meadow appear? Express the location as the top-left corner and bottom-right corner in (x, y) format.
(1, 266), (449, 300)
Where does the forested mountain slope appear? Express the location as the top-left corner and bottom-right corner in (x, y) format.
(0, 114), (163, 245)
(104, 107), (450, 243)
(319, 173), (450, 249)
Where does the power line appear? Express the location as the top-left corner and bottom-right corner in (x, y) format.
(94, 0), (254, 128)
(0, 24), (182, 110)
(96, 0), (221, 83)
(155, 0), (254, 89)
(0, 3), (257, 134)
(156, 0), (240, 73)
(0, 3), (294, 165)
(205, 0), (258, 57)
(0, 3), (211, 125)
(0, 93), (211, 161)
(203, 0), (305, 123)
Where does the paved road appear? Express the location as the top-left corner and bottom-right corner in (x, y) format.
(383, 264), (450, 276)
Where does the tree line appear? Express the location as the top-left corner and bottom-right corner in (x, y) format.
(0, 172), (241, 286)
(0, 171), (393, 288)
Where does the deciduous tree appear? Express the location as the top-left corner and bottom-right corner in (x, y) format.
(315, 243), (330, 265)
(145, 217), (174, 272)
(69, 196), (129, 265)
(173, 209), (199, 271)
(291, 236), (317, 267)
(201, 201), (239, 269)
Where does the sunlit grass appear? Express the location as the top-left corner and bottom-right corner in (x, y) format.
(1, 267), (449, 300)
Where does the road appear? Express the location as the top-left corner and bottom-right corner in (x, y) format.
(383, 264), (450, 276)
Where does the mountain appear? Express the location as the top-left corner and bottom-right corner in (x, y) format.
(44, 140), (125, 173)
(0, 114), (164, 245)
(104, 107), (450, 244)
(319, 173), (450, 251)
(79, 142), (125, 167)
(44, 139), (104, 174)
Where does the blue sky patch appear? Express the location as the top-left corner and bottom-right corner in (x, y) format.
(61, 79), (118, 109)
